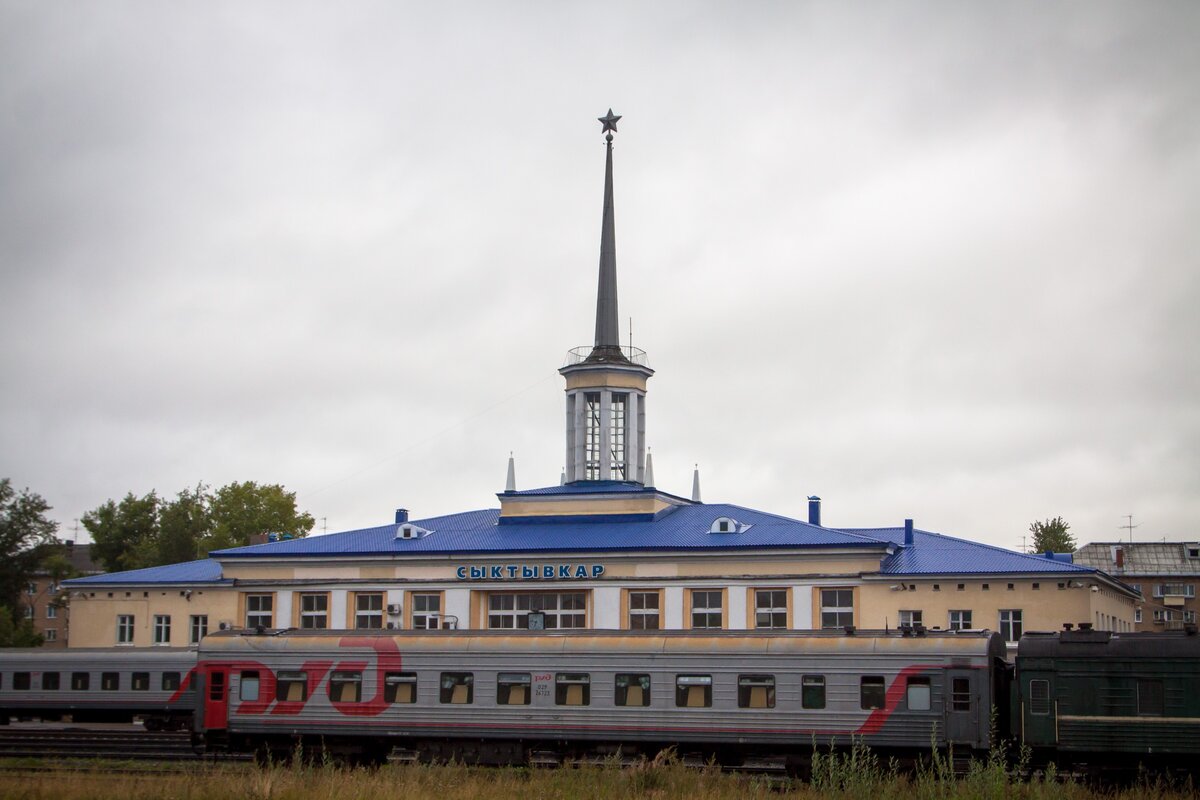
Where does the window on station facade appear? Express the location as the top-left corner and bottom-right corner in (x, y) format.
(628, 591), (660, 630)
(190, 614), (208, 644)
(245, 594), (273, 628)
(999, 609), (1023, 642)
(690, 590), (723, 629)
(299, 593), (328, 629)
(487, 592), (586, 629)
(355, 593), (384, 629)
(609, 392), (627, 479)
(153, 614), (171, 645)
(899, 610), (922, 627)
(948, 610), (972, 630)
(411, 593), (441, 629)
(754, 589), (787, 629)
(116, 614), (134, 644)
(584, 392), (602, 480)
(820, 589), (853, 629)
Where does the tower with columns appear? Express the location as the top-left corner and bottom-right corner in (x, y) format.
(559, 110), (654, 485)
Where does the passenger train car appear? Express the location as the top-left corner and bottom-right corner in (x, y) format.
(192, 628), (1008, 767)
(0, 648), (196, 730)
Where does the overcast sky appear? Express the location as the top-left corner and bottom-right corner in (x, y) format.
(2, 2), (1197, 554)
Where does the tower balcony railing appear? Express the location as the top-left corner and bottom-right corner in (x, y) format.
(563, 345), (650, 368)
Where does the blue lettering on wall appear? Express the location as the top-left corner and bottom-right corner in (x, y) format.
(453, 564), (608, 581)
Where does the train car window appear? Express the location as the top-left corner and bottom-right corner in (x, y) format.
(675, 675), (712, 708)
(497, 673), (531, 705)
(276, 671), (308, 702)
(801, 675), (826, 709)
(132, 672), (150, 691)
(71, 672), (89, 691)
(13, 672), (30, 690)
(1028, 680), (1050, 715)
(440, 673), (473, 704)
(555, 673), (591, 706)
(162, 672), (181, 691)
(102, 672), (119, 691)
(906, 677), (931, 711)
(951, 678), (971, 711)
(615, 674), (651, 707)
(329, 671), (362, 703)
(1137, 680), (1164, 716)
(241, 671), (260, 701)
(42, 672), (60, 691)
(738, 675), (776, 708)
(860, 676), (885, 710)
(384, 672), (417, 703)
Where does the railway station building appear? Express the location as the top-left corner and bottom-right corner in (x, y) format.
(62, 115), (1139, 650)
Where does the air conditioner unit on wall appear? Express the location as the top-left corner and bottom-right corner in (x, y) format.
(387, 604), (402, 616)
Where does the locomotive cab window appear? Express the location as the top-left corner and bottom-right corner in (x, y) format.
(132, 672), (150, 691)
(615, 673), (651, 707)
(240, 671), (260, 701)
(13, 672), (30, 690)
(42, 672), (59, 691)
(860, 676), (885, 710)
(906, 677), (931, 711)
(802, 675), (826, 709)
(556, 673), (590, 706)
(71, 672), (89, 691)
(329, 671), (362, 703)
(738, 675), (776, 708)
(384, 672), (417, 704)
(276, 671), (308, 703)
(440, 672), (473, 704)
(676, 675), (712, 708)
(162, 672), (181, 691)
(497, 673), (531, 705)
(102, 672), (119, 691)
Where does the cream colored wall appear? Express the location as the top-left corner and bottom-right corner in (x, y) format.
(563, 371), (648, 391)
(498, 496), (673, 518)
(66, 588), (238, 648)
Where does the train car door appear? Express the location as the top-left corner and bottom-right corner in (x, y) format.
(1020, 674), (1056, 748)
(944, 669), (981, 747)
(203, 665), (231, 730)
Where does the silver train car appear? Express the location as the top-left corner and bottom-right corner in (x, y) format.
(195, 628), (1008, 767)
(0, 648), (197, 730)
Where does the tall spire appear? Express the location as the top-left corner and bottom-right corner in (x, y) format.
(592, 109), (623, 360)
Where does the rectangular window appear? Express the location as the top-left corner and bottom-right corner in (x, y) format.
(384, 672), (417, 704)
(44, 629), (57, 642)
(13, 672), (30, 690)
(802, 675), (826, 709)
(738, 674), (776, 708)
(628, 591), (660, 630)
(162, 672), (181, 691)
(355, 593), (384, 629)
(610, 392), (627, 480)
(101, 672), (119, 691)
(999, 609), (1023, 642)
(1134, 608), (1142, 624)
(189, 615), (208, 645)
(584, 391), (602, 480)
(116, 614), (134, 644)
(411, 593), (442, 630)
(42, 672), (59, 691)
(329, 671), (362, 703)
(299, 593), (328, 629)
(948, 610), (972, 630)
(245, 594), (273, 628)
(675, 675), (712, 708)
(440, 672), (473, 704)
(952, 677), (971, 711)
(487, 592), (587, 630)
(497, 673), (531, 705)
(615, 673), (651, 707)
(899, 610), (923, 627)
(132, 672), (150, 691)
(23, 606), (32, 619)
(240, 671), (260, 701)
(276, 671), (308, 703)
(860, 676), (885, 710)
(153, 614), (171, 645)
(555, 673), (591, 706)
(690, 590), (723, 629)
(907, 677), (931, 711)
(46, 605), (57, 619)
(71, 672), (89, 691)
(1137, 680), (1164, 716)
(820, 588), (854, 629)
(1029, 680), (1050, 715)
(1185, 611), (1197, 624)
(754, 590), (788, 630)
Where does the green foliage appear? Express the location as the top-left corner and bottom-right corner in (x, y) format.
(0, 479), (60, 625)
(82, 481), (314, 573)
(0, 604), (44, 647)
(1029, 516), (1076, 554)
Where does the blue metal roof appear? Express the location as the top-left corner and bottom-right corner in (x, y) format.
(213, 505), (886, 558)
(844, 527), (1096, 576)
(63, 558), (228, 586)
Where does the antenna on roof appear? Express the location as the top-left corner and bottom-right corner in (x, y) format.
(1119, 514), (1139, 545)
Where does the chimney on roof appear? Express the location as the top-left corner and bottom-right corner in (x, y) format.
(904, 519), (914, 547)
(1044, 551), (1054, 559)
(395, 508), (409, 524)
(808, 496), (821, 526)
(1115, 546), (1124, 569)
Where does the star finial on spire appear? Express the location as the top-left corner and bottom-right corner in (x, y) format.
(598, 109), (621, 134)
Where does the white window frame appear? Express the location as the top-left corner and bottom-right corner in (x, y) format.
(355, 593), (384, 629)
(898, 609), (922, 627)
(690, 590), (723, 630)
(46, 605), (57, 619)
(754, 589), (788, 630)
(999, 609), (1022, 642)
(299, 593), (329, 629)
(44, 629), (57, 642)
(245, 594), (273, 628)
(116, 614), (135, 645)
(820, 588), (854, 629)
(488, 592), (587, 630)
(948, 609), (973, 630)
(412, 593), (442, 630)
(153, 614), (171, 645)
(189, 614), (208, 644)
(628, 591), (660, 630)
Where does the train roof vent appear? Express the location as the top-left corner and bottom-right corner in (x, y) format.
(709, 516), (750, 534)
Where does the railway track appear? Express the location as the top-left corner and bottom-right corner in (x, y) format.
(0, 728), (247, 763)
